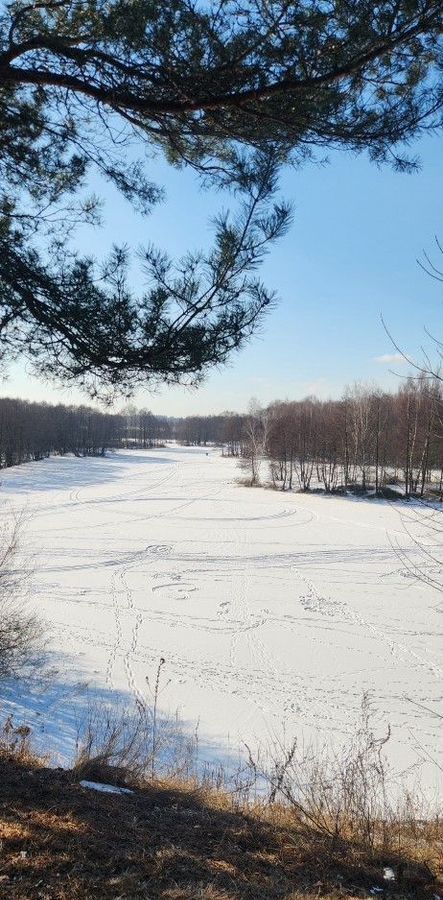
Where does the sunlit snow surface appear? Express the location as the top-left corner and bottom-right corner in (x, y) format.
(79, 780), (133, 795)
(1, 447), (442, 798)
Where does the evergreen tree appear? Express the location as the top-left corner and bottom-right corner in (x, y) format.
(0, 1), (441, 397)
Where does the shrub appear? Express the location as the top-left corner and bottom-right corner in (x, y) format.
(0, 515), (44, 678)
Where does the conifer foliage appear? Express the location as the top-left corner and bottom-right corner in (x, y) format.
(0, 1), (441, 395)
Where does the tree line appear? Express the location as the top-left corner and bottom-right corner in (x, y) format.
(0, 399), (119, 468)
(241, 380), (443, 499)
(0, 398), (246, 470)
(3, 379), (443, 500)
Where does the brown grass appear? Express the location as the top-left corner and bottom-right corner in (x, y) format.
(0, 750), (441, 900)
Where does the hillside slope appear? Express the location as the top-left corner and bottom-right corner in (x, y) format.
(0, 756), (441, 899)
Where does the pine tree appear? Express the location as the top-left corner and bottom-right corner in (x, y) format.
(0, 1), (441, 397)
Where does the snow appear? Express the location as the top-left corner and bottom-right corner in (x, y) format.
(1, 447), (442, 798)
(79, 780), (133, 795)
(383, 868), (396, 882)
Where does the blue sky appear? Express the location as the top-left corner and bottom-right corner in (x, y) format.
(3, 133), (442, 415)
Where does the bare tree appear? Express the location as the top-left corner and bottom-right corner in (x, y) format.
(241, 401), (264, 486)
(0, 516), (44, 678)
(267, 402), (297, 490)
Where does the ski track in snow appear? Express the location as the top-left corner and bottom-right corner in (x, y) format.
(0, 446), (442, 793)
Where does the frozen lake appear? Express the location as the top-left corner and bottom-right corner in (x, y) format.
(1, 447), (442, 797)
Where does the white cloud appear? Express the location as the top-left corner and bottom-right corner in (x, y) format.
(373, 353), (408, 366)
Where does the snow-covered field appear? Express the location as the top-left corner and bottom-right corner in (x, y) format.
(1, 447), (442, 797)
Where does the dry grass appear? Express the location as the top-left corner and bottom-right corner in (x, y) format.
(0, 748), (441, 900)
(72, 669), (199, 786)
(0, 686), (441, 898)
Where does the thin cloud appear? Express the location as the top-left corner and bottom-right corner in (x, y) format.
(373, 353), (408, 365)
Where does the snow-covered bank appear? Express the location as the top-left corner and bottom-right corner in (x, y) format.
(1, 448), (441, 798)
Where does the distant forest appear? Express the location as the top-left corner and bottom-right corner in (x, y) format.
(1, 377), (442, 499)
